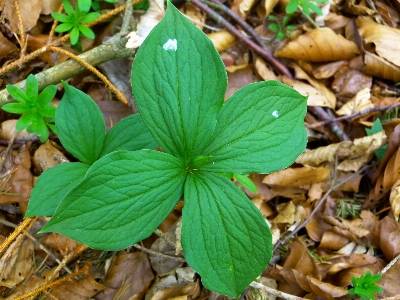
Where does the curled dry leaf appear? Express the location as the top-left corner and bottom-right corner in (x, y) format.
(371, 216), (400, 261)
(0, 235), (33, 288)
(263, 166), (330, 187)
(0, 120), (38, 141)
(336, 87), (373, 116)
(389, 178), (400, 220)
(2, 0), (42, 33)
(96, 252), (154, 300)
(41, 0), (62, 15)
(151, 280), (200, 300)
(207, 30), (236, 52)
(271, 201), (306, 232)
(362, 51), (400, 82)
(356, 16), (400, 67)
(181, 3), (206, 30)
(331, 65), (373, 99)
(265, 0), (279, 16)
(239, 0), (257, 18)
(0, 32), (17, 59)
(313, 61), (345, 79)
(254, 57), (278, 81)
(275, 28), (359, 62)
(296, 131), (387, 172)
(40, 233), (82, 257)
(136, 0), (165, 39)
(32, 140), (69, 173)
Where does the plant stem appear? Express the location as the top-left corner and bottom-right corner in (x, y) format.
(190, 0), (293, 78)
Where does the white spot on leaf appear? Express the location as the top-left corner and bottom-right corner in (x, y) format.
(163, 39), (177, 51)
(272, 110), (279, 118)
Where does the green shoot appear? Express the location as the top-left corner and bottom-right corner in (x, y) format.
(349, 270), (383, 300)
(2, 74), (57, 142)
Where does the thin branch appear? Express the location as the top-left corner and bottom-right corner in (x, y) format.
(13, 0), (26, 56)
(250, 282), (307, 300)
(134, 244), (186, 262)
(309, 106), (350, 141)
(0, 217), (37, 256)
(48, 46), (128, 104)
(308, 102), (400, 129)
(190, 0), (293, 78)
(273, 164), (371, 252)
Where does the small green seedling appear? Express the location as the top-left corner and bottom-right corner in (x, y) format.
(2, 74), (57, 142)
(286, 0), (328, 16)
(25, 82), (157, 217)
(52, 0), (100, 50)
(268, 15), (297, 40)
(349, 270), (383, 300)
(365, 118), (387, 160)
(33, 3), (307, 297)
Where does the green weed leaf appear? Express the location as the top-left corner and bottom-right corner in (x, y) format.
(183, 172), (272, 296)
(202, 81), (307, 174)
(366, 118), (387, 160)
(100, 114), (158, 156)
(131, 2), (227, 162)
(56, 82), (105, 164)
(41, 150), (186, 250)
(26, 163), (90, 217)
(349, 270), (383, 300)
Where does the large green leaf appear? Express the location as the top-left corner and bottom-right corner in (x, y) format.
(41, 150), (186, 250)
(182, 171), (272, 297)
(131, 2), (227, 163)
(25, 163), (90, 217)
(100, 114), (158, 157)
(201, 81), (307, 174)
(56, 82), (105, 164)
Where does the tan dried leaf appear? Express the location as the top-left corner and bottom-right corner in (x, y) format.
(371, 216), (400, 261)
(0, 32), (17, 59)
(0, 120), (37, 141)
(41, 0), (62, 14)
(265, 0), (279, 16)
(207, 30), (236, 52)
(296, 131), (387, 172)
(136, 0), (164, 38)
(263, 166), (330, 187)
(362, 51), (400, 82)
(275, 28), (359, 62)
(239, 0), (257, 18)
(254, 57), (278, 81)
(181, 3), (205, 30)
(356, 16), (400, 67)
(2, 0), (42, 33)
(313, 61), (345, 79)
(336, 87), (373, 116)
(390, 178), (400, 220)
(32, 140), (68, 173)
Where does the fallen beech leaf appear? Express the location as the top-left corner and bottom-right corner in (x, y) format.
(390, 178), (400, 220)
(296, 131), (387, 171)
(336, 88), (373, 116)
(47, 272), (106, 300)
(265, 0), (279, 16)
(356, 16), (400, 67)
(313, 61), (345, 79)
(96, 252), (154, 300)
(263, 166), (330, 187)
(136, 0), (164, 39)
(151, 280), (200, 300)
(0, 235), (33, 288)
(0, 32), (17, 59)
(371, 216), (400, 261)
(239, 0), (257, 18)
(207, 30), (236, 52)
(32, 140), (69, 173)
(40, 233), (82, 256)
(271, 201), (306, 229)
(181, 3), (205, 30)
(2, 0), (42, 33)
(225, 65), (255, 99)
(362, 51), (400, 82)
(41, 0), (62, 14)
(0, 120), (38, 141)
(319, 230), (350, 251)
(331, 65), (373, 99)
(275, 28), (359, 62)
(254, 57), (278, 81)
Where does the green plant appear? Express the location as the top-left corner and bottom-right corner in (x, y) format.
(268, 15), (296, 40)
(2, 74), (57, 142)
(365, 118), (387, 160)
(286, 0), (328, 16)
(25, 82), (157, 217)
(30, 3), (307, 296)
(52, 0), (100, 50)
(348, 270), (383, 300)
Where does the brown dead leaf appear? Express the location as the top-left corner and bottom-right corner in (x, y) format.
(0, 31), (17, 59)
(265, 0), (279, 16)
(181, 3), (205, 30)
(239, 0), (256, 18)
(336, 88), (373, 116)
(2, 0), (42, 33)
(319, 230), (350, 251)
(136, 0), (164, 38)
(331, 64), (373, 99)
(95, 252), (154, 300)
(379, 257), (400, 297)
(0, 120), (37, 141)
(207, 30), (236, 52)
(32, 140), (68, 173)
(362, 51), (400, 82)
(371, 216), (400, 261)
(151, 280), (200, 300)
(313, 61), (345, 79)
(40, 233), (82, 257)
(47, 272), (106, 300)
(390, 178), (400, 221)
(296, 131), (387, 172)
(41, 0), (62, 14)
(0, 235), (33, 288)
(254, 57), (278, 81)
(275, 28), (359, 62)
(271, 201), (306, 229)
(356, 16), (400, 67)
(225, 65), (255, 99)
(263, 166), (330, 187)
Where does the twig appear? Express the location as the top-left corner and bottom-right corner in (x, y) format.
(134, 244), (186, 262)
(13, 0), (26, 56)
(250, 282), (307, 300)
(308, 102), (400, 129)
(309, 106), (350, 141)
(204, 0), (266, 47)
(48, 2), (64, 43)
(273, 164), (371, 252)
(0, 217), (37, 256)
(380, 252), (400, 275)
(48, 46), (128, 104)
(190, 0), (292, 78)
